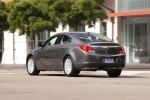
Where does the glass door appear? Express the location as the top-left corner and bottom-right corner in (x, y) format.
(125, 24), (134, 63)
(134, 23), (147, 63)
(123, 18), (150, 63)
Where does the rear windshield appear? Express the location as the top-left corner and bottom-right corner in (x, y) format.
(75, 33), (112, 42)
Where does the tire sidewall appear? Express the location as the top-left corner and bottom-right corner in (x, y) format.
(107, 69), (122, 77)
(27, 56), (39, 75)
(64, 56), (74, 76)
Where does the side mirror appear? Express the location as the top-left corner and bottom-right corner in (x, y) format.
(37, 42), (44, 47)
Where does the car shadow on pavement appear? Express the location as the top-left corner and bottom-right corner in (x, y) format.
(38, 73), (147, 78)
(78, 74), (147, 78)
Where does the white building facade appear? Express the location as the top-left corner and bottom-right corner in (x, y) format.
(1, 0), (117, 64)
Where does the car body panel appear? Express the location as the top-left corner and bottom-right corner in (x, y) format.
(26, 32), (126, 71)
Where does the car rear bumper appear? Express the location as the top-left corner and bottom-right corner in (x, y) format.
(74, 53), (125, 70)
(75, 63), (125, 70)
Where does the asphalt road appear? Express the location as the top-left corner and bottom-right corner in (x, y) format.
(0, 68), (150, 100)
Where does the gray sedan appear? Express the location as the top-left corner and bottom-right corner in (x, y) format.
(26, 32), (125, 77)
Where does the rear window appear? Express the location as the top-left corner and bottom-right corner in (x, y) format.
(75, 33), (112, 42)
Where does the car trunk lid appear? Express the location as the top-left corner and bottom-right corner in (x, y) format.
(89, 42), (121, 55)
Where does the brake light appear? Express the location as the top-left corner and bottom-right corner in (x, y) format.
(79, 46), (95, 53)
(119, 46), (125, 53)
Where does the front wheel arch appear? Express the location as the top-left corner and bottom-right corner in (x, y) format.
(26, 54), (33, 64)
(26, 56), (40, 75)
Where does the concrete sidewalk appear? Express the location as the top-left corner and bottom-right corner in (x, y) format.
(125, 63), (150, 70)
(0, 64), (25, 70)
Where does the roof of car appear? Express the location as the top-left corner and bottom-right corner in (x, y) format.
(62, 32), (89, 34)
(63, 32), (100, 36)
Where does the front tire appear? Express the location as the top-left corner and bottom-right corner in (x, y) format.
(64, 56), (80, 77)
(26, 56), (40, 75)
(107, 69), (122, 77)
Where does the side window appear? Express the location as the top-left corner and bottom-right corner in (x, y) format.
(45, 36), (59, 46)
(60, 35), (72, 44)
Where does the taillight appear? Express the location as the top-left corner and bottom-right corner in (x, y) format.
(79, 46), (95, 53)
(119, 46), (125, 53)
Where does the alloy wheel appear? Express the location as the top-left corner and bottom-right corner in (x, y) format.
(28, 58), (35, 73)
(64, 58), (73, 75)
(26, 56), (40, 75)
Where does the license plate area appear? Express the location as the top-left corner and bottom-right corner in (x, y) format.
(103, 58), (114, 63)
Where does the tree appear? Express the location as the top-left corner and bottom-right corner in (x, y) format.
(0, 0), (9, 33)
(51, 0), (107, 31)
(94, 0), (105, 4)
(7, 0), (59, 49)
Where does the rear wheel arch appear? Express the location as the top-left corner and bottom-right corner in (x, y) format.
(63, 54), (77, 68)
(63, 55), (80, 77)
(63, 54), (72, 64)
(26, 54), (33, 64)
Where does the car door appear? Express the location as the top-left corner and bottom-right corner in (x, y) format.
(54, 35), (72, 67)
(38, 35), (61, 70)
(47, 34), (72, 68)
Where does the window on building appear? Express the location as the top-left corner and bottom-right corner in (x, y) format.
(37, 30), (50, 43)
(28, 30), (50, 50)
(77, 24), (85, 32)
(118, 0), (150, 12)
(100, 22), (107, 36)
(123, 17), (150, 63)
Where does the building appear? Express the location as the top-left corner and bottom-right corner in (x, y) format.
(108, 0), (150, 64)
(1, 0), (150, 64)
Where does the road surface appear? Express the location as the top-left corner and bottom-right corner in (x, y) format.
(0, 68), (150, 100)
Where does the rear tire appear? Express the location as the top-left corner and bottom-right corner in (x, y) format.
(107, 69), (122, 77)
(64, 56), (80, 77)
(26, 56), (40, 75)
